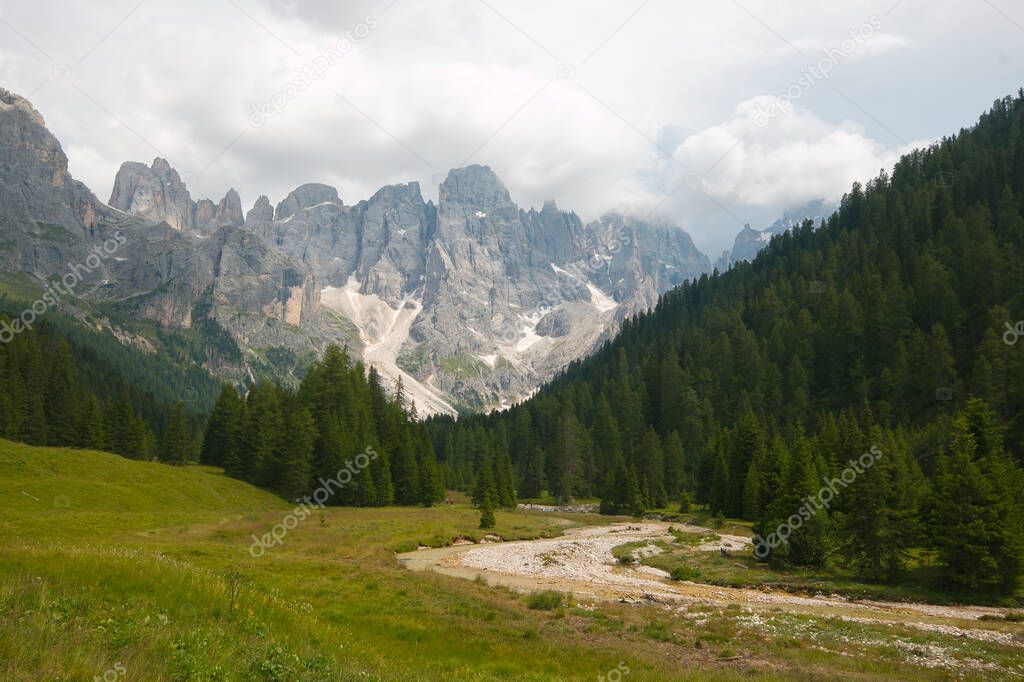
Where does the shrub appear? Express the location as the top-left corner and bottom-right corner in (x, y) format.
(526, 590), (565, 610)
(643, 621), (674, 642)
(670, 565), (702, 582)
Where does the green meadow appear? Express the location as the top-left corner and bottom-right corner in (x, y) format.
(1, 441), (1020, 680)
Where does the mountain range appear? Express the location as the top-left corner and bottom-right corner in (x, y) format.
(1, 86), (815, 414)
(713, 199), (834, 271)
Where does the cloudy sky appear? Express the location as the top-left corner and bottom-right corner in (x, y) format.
(1, 0), (1021, 254)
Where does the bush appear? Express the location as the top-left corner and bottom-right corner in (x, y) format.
(393, 540), (418, 554)
(525, 590), (565, 610)
(670, 565), (702, 582)
(643, 621), (674, 642)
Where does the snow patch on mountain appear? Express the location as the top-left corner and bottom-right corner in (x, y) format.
(321, 278), (457, 416)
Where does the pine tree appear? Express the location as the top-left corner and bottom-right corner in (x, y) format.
(391, 424), (420, 505)
(626, 464), (644, 516)
(201, 385), (243, 467)
(78, 393), (106, 451)
(473, 454), (496, 508)
(930, 403), (1024, 590)
(663, 431), (686, 502)
(520, 447), (546, 499)
(160, 402), (190, 464)
(779, 427), (832, 567)
(709, 446), (730, 515)
(639, 427), (667, 508)
(416, 430), (443, 506)
(44, 340), (78, 446)
(279, 407), (315, 500)
(551, 401), (582, 504)
(493, 448), (516, 507)
(240, 384), (285, 486)
(479, 488), (496, 529)
(841, 428), (917, 581)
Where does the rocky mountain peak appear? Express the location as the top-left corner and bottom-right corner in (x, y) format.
(439, 165), (511, 208)
(0, 89), (345, 392)
(275, 183), (341, 220)
(110, 158), (247, 234)
(540, 199), (559, 214)
(0, 88), (46, 127)
(8, 81), (715, 414)
(193, 189), (243, 234)
(368, 181), (423, 205)
(215, 188), (244, 226)
(109, 158), (194, 231)
(150, 157), (176, 178)
(0, 87), (109, 273)
(719, 200), (834, 268)
(0, 87), (70, 185)
(245, 195), (274, 225)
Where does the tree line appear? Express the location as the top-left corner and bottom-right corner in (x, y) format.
(201, 345), (444, 506)
(0, 316), (200, 461)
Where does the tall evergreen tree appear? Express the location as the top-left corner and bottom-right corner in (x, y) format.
(160, 402), (190, 464)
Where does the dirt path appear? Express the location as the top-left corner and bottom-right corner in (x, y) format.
(398, 521), (1022, 645)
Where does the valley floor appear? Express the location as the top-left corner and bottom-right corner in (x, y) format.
(1, 442), (1022, 680)
(403, 521), (1023, 675)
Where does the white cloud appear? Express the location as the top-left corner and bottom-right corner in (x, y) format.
(0, 0), (1019, 254)
(676, 97), (928, 207)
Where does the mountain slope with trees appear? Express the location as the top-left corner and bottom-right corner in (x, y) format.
(0, 307), (221, 462)
(429, 92), (1024, 592)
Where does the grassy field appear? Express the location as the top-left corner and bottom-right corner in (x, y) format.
(0, 440), (1021, 680)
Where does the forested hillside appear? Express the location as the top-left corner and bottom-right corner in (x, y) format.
(0, 302), (444, 509)
(202, 345), (444, 506)
(0, 311), (218, 462)
(430, 93), (1024, 590)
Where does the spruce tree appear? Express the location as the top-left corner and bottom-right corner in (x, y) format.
(201, 385), (242, 467)
(279, 407), (315, 500)
(479, 488), (496, 529)
(520, 447), (546, 499)
(930, 403), (1024, 590)
(160, 402), (190, 464)
(551, 402), (582, 504)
